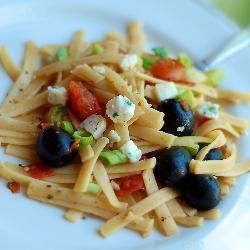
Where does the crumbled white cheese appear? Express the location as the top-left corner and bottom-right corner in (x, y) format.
(155, 82), (178, 102)
(197, 102), (220, 119)
(120, 54), (138, 71)
(93, 65), (106, 75)
(106, 95), (135, 123)
(177, 126), (185, 132)
(80, 114), (107, 139)
(47, 86), (68, 106)
(120, 140), (142, 163)
(186, 68), (207, 84)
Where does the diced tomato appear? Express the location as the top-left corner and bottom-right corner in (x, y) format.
(115, 174), (145, 197)
(68, 81), (102, 121)
(195, 115), (210, 128)
(26, 164), (54, 180)
(7, 182), (20, 193)
(150, 58), (186, 82)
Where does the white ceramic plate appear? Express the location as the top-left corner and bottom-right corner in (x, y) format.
(0, 1), (250, 249)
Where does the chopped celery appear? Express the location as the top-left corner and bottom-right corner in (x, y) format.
(177, 88), (194, 107)
(152, 47), (168, 59)
(142, 57), (157, 70)
(56, 47), (68, 62)
(92, 44), (104, 55)
(178, 53), (192, 68)
(205, 69), (224, 88)
(48, 105), (66, 123)
(73, 130), (93, 147)
(185, 144), (200, 156)
(73, 130), (87, 138)
(61, 121), (74, 135)
(100, 150), (128, 165)
(87, 183), (101, 194)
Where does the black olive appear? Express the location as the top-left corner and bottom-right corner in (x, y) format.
(157, 98), (195, 136)
(181, 174), (221, 210)
(154, 146), (192, 186)
(204, 148), (223, 161)
(37, 126), (76, 167)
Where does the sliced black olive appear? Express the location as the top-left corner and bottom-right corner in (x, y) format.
(199, 143), (223, 161)
(154, 146), (192, 186)
(37, 126), (76, 167)
(181, 174), (221, 211)
(157, 98), (195, 136)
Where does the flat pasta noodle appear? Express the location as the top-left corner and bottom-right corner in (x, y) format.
(196, 209), (220, 220)
(0, 45), (21, 80)
(129, 124), (176, 148)
(114, 123), (130, 148)
(5, 145), (39, 162)
(69, 30), (85, 59)
(190, 144), (237, 174)
(0, 136), (36, 146)
(74, 137), (109, 192)
(78, 145), (94, 162)
(196, 119), (240, 138)
(0, 41), (38, 112)
(218, 176), (237, 186)
(44, 174), (77, 184)
(173, 136), (212, 147)
(217, 89), (250, 103)
(64, 209), (84, 223)
(108, 172), (141, 180)
(93, 160), (122, 209)
(138, 145), (163, 154)
(105, 158), (156, 174)
(4, 91), (48, 117)
(195, 130), (226, 161)
(166, 199), (186, 219)
(100, 187), (178, 237)
(143, 169), (178, 236)
(175, 216), (204, 227)
(35, 53), (123, 76)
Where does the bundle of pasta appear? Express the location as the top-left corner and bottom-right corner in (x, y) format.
(0, 20), (250, 239)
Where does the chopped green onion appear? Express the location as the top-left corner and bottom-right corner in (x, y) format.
(178, 53), (192, 68)
(48, 105), (66, 123)
(79, 136), (94, 147)
(87, 183), (101, 194)
(61, 121), (74, 135)
(185, 144), (200, 156)
(177, 88), (194, 107)
(152, 47), (168, 59)
(56, 47), (68, 62)
(205, 69), (224, 88)
(92, 44), (104, 55)
(100, 150), (128, 165)
(73, 130), (87, 138)
(142, 57), (157, 70)
(73, 130), (93, 147)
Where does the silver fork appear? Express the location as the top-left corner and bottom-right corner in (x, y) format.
(196, 26), (250, 71)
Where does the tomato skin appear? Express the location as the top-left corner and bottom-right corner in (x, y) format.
(151, 59), (186, 82)
(26, 164), (54, 180)
(115, 174), (145, 197)
(195, 115), (210, 128)
(68, 81), (102, 121)
(7, 182), (20, 193)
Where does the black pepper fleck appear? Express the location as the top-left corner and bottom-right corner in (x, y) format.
(47, 195), (53, 199)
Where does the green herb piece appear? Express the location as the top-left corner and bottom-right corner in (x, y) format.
(205, 69), (224, 88)
(177, 88), (194, 107)
(152, 47), (168, 59)
(92, 44), (104, 55)
(100, 150), (128, 165)
(142, 57), (157, 70)
(178, 53), (192, 68)
(87, 183), (101, 194)
(73, 130), (93, 147)
(61, 121), (74, 135)
(48, 105), (66, 123)
(185, 144), (200, 156)
(56, 47), (68, 62)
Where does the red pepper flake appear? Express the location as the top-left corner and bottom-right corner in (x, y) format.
(26, 164), (54, 180)
(140, 155), (148, 161)
(177, 80), (194, 86)
(220, 145), (228, 159)
(38, 122), (50, 130)
(7, 182), (20, 193)
(180, 100), (189, 112)
(70, 139), (80, 152)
